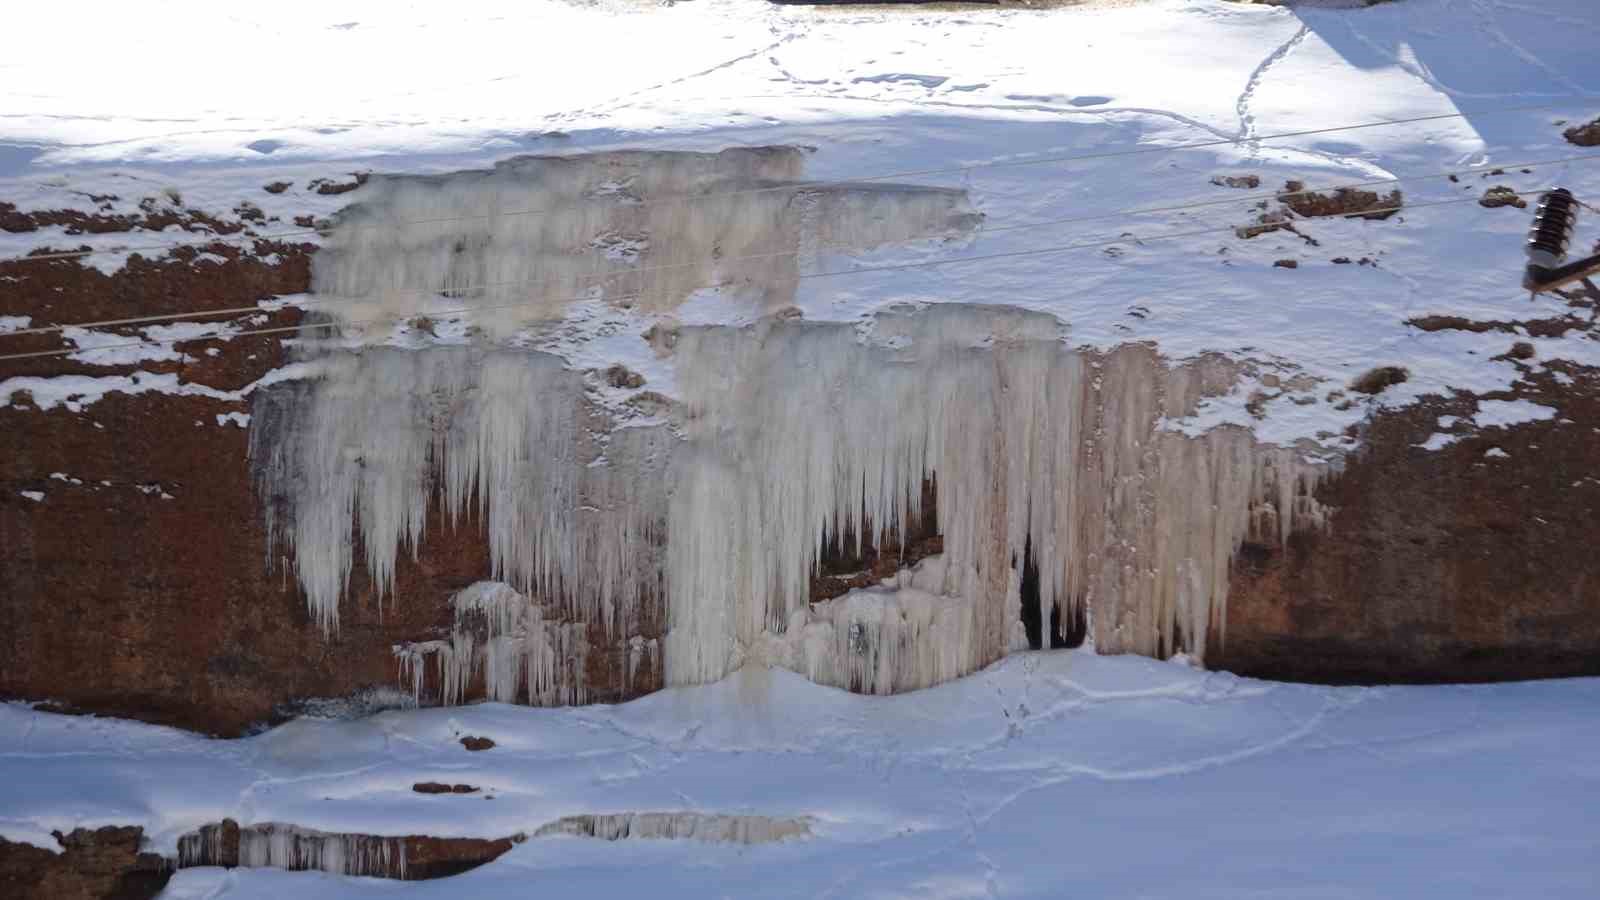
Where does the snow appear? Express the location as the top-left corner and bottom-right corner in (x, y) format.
(1415, 396), (1558, 449)
(0, 361), (325, 412)
(1, 652), (1597, 897)
(1472, 397), (1559, 429)
(18, 490), (44, 502)
(60, 326), (187, 365)
(0, 0), (1595, 448)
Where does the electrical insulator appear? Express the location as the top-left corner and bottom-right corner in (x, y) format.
(1525, 188), (1578, 269)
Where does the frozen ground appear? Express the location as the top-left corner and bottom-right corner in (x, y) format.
(4, 0), (1600, 449)
(2, 652), (1598, 898)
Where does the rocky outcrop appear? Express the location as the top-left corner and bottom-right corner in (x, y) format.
(2, 199), (1598, 735)
(0, 827), (171, 900)
(0, 246), (660, 736)
(1563, 116), (1600, 147)
(175, 819), (519, 880)
(1217, 356), (1600, 683)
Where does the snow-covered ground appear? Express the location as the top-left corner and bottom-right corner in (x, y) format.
(3, 652), (1598, 898)
(5, 0), (1599, 449)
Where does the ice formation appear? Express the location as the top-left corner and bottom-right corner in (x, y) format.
(311, 147), (978, 337)
(250, 348), (671, 634)
(251, 147), (1334, 704)
(178, 823), (406, 879)
(255, 307), (1330, 697)
(754, 555), (1024, 695)
(533, 812), (811, 844)
(664, 306), (1330, 688)
(394, 581), (659, 706)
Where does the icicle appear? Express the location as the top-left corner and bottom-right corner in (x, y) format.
(533, 812), (810, 844)
(664, 307), (1333, 686)
(392, 581), (593, 707)
(253, 348), (670, 636)
(229, 825), (407, 879)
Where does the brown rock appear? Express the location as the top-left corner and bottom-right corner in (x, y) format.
(604, 363), (646, 389)
(0, 827), (171, 900)
(1280, 187), (1403, 221)
(1349, 365), (1408, 395)
(264, 181), (292, 194)
(1217, 368), (1600, 683)
(1273, 259), (1299, 269)
(307, 173), (370, 195)
(1406, 314), (1589, 339)
(413, 782), (479, 794)
(0, 246), (660, 735)
(1564, 117), (1600, 146)
(461, 736), (496, 751)
(1479, 186), (1527, 209)
(1, 200), (247, 237)
(1210, 174), (1261, 189)
(175, 820), (516, 880)
(1235, 221), (1285, 240)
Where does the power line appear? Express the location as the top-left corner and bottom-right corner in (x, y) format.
(0, 188), (1559, 365)
(5, 153), (1595, 341)
(1, 99), (1586, 267)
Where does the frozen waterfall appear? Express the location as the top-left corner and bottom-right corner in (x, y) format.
(249, 147), (1334, 704)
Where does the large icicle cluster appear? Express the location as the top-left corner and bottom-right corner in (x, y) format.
(394, 581), (659, 706)
(664, 305), (1329, 686)
(253, 307), (1328, 700)
(252, 147), (1333, 704)
(251, 347), (670, 634)
(311, 147), (978, 337)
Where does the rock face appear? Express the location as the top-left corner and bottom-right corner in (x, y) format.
(0, 827), (171, 900)
(2, 218), (1598, 736)
(0, 248), (659, 736)
(1217, 361), (1600, 683)
(175, 819), (518, 880)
